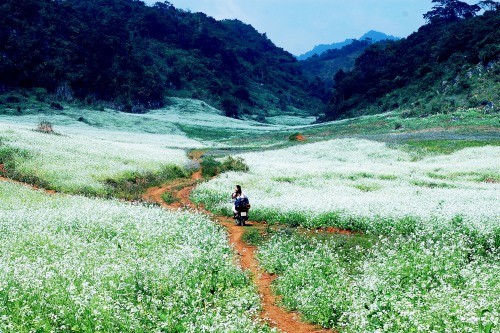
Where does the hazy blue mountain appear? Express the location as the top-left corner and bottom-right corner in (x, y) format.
(297, 30), (399, 60)
(360, 30), (399, 42)
(297, 39), (354, 61)
(299, 39), (373, 88)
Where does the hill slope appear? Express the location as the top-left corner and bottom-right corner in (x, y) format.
(323, 8), (500, 120)
(299, 39), (373, 89)
(0, 0), (323, 116)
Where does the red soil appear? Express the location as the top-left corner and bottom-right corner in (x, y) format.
(321, 227), (357, 235)
(295, 134), (307, 141)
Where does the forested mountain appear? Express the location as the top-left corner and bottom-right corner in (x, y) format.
(297, 39), (354, 61)
(299, 39), (373, 89)
(296, 30), (398, 61)
(323, 2), (500, 120)
(0, 0), (323, 116)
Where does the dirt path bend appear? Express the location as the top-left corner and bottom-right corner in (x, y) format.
(143, 174), (332, 333)
(1, 160), (331, 332)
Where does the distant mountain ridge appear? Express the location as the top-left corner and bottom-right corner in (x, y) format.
(299, 39), (373, 89)
(297, 30), (400, 60)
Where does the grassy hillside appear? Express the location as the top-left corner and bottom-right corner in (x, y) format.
(2, 92), (496, 151)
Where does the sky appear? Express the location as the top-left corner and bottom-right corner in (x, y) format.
(142, 0), (479, 56)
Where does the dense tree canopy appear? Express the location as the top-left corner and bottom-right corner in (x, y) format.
(423, 0), (481, 23)
(0, 0), (322, 114)
(323, 5), (499, 120)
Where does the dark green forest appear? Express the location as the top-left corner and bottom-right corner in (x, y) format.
(300, 39), (373, 89)
(1, 0), (498, 121)
(323, 0), (500, 120)
(0, 0), (323, 116)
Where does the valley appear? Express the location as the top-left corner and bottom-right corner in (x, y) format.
(0, 0), (499, 331)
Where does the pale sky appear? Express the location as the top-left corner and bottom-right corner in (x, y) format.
(143, 0), (479, 55)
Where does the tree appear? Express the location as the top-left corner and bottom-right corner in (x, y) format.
(423, 0), (481, 23)
(0, 0), (324, 115)
(221, 97), (239, 118)
(478, 0), (500, 11)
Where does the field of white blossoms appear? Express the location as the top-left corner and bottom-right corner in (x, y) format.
(255, 230), (499, 332)
(193, 138), (500, 238)
(1, 99), (498, 332)
(0, 120), (192, 196)
(0, 181), (273, 332)
(192, 138), (500, 331)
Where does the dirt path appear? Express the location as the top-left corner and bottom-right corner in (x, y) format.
(143, 172), (332, 333)
(0, 164), (57, 194)
(2, 159), (332, 332)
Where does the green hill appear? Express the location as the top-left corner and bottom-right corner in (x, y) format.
(0, 0), (323, 117)
(322, 4), (500, 121)
(299, 39), (373, 89)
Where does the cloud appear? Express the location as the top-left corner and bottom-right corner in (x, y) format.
(212, 0), (246, 20)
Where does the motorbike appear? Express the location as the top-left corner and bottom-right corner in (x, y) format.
(232, 195), (251, 226)
(234, 208), (249, 226)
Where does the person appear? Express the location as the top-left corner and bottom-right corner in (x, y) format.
(231, 185), (246, 218)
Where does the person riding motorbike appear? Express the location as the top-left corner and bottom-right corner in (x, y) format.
(231, 185), (250, 225)
(231, 185), (246, 218)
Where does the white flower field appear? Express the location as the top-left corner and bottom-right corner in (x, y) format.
(0, 121), (190, 195)
(193, 138), (500, 237)
(1, 102), (498, 332)
(256, 229), (499, 332)
(0, 181), (272, 332)
(192, 137), (500, 332)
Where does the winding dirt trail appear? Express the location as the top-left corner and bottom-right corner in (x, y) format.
(2, 159), (332, 332)
(143, 170), (332, 333)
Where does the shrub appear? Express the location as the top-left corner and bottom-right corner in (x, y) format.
(221, 98), (239, 118)
(5, 96), (20, 103)
(201, 156), (222, 178)
(161, 191), (177, 204)
(50, 102), (64, 110)
(201, 156), (249, 178)
(221, 156), (249, 172)
(34, 88), (48, 102)
(104, 165), (187, 200)
(36, 120), (54, 134)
